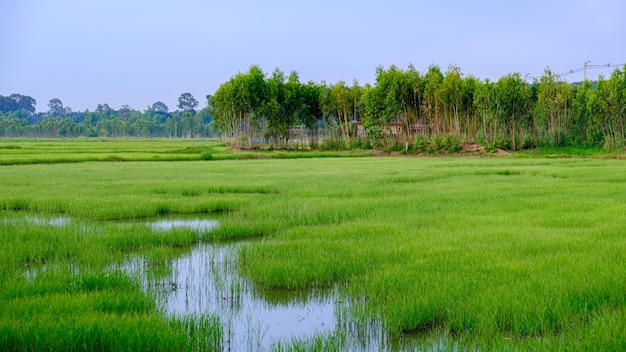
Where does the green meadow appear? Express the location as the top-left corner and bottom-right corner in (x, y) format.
(1, 139), (625, 351)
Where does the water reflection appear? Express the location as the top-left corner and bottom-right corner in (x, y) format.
(17, 215), (432, 350)
(148, 219), (219, 233)
(120, 218), (430, 351)
(26, 216), (71, 227)
(123, 241), (337, 351)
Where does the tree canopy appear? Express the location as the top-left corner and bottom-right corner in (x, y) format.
(2, 63), (626, 151)
(177, 93), (198, 113)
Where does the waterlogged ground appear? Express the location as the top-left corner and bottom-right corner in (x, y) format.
(18, 215), (407, 351)
(122, 218), (396, 351)
(124, 241), (339, 350)
(4, 152), (626, 351)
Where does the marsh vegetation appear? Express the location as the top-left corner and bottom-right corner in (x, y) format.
(1, 139), (625, 351)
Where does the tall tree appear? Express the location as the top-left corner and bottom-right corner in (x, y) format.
(607, 66), (626, 146)
(441, 65), (463, 136)
(48, 98), (65, 117)
(264, 68), (287, 146)
(118, 105), (133, 121)
(178, 93), (199, 113)
(571, 81), (600, 146)
(461, 75), (479, 140)
(152, 101), (169, 114)
(422, 65), (444, 134)
(299, 81), (323, 145)
(495, 73), (530, 150)
(535, 69), (573, 146)
(0, 94), (36, 115)
(588, 77), (612, 148)
(329, 80), (354, 149)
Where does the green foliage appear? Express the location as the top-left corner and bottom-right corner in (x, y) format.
(412, 134), (430, 151)
(3, 65), (626, 152)
(4, 115), (626, 350)
(199, 151), (213, 160)
(177, 92), (198, 112)
(319, 138), (344, 151)
(429, 133), (461, 152)
(0, 210), (223, 351)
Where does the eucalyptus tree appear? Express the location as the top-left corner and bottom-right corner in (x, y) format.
(473, 79), (500, 146)
(221, 74), (250, 142)
(422, 65), (444, 134)
(264, 69), (292, 147)
(534, 69), (573, 146)
(239, 65), (267, 147)
(165, 114), (181, 138)
(440, 65), (463, 136)
(494, 73), (531, 150)
(283, 71), (306, 147)
(379, 66), (412, 145)
(361, 65), (411, 148)
(589, 70), (626, 149)
(59, 117), (80, 137)
(209, 65), (267, 147)
(570, 81), (599, 146)
(407, 64), (425, 133)
(461, 75), (480, 140)
(208, 80), (234, 139)
(299, 81), (323, 145)
(181, 111), (194, 138)
(587, 76), (613, 148)
(361, 81), (385, 147)
(0, 115), (28, 137)
(607, 66), (626, 145)
(329, 80), (354, 149)
(193, 111), (205, 138)
(260, 70), (312, 148)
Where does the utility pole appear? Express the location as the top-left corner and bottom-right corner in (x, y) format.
(583, 61), (591, 81)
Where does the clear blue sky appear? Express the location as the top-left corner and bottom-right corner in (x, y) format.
(1, 0), (624, 113)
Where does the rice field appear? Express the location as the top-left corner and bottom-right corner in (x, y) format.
(1, 139), (625, 351)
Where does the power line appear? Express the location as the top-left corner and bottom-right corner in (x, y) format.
(558, 62), (625, 80)
(527, 62), (624, 82)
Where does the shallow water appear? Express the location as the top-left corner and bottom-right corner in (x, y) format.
(123, 239), (340, 351)
(21, 216), (438, 351)
(148, 218), (219, 233)
(26, 215), (71, 227)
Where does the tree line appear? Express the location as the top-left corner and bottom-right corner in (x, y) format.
(209, 64), (626, 151)
(2, 64), (625, 151)
(0, 93), (214, 138)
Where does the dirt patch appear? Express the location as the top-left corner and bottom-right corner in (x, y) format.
(462, 144), (485, 152)
(375, 144), (511, 157)
(459, 144), (510, 156)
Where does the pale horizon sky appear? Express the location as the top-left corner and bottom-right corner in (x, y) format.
(1, 0), (625, 113)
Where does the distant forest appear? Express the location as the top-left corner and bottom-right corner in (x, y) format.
(2, 64), (626, 151)
(0, 92), (212, 139)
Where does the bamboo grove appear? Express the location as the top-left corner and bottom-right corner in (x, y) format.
(209, 64), (626, 151)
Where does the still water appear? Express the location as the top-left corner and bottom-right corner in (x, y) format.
(122, 219), (343, 350)
(22, 216), (441, 351)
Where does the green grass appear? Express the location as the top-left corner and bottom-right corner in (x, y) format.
(0, 138), (371, 165)
(0, 213), (223, 351)
(1, 139), (625, 350)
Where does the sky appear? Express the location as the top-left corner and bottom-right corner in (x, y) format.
(1, 0), (625, 113)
